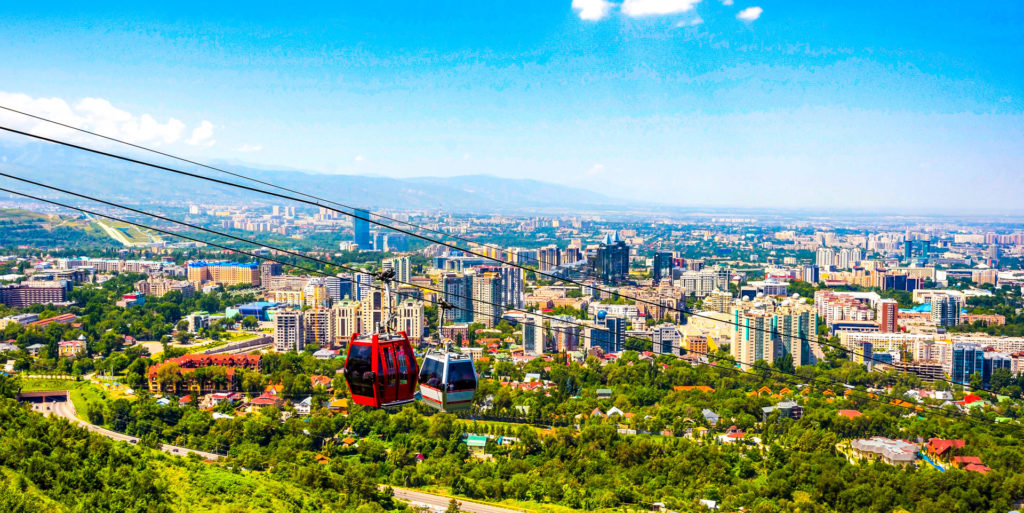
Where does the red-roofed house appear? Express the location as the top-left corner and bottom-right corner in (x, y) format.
(147, 354), (262, 394)
(952, 456), (983, 468)
(964, 463), (992, 474)
(958, 393), (983, 406)
(837, 410), (862, 419)
(250, 392), (285, 408)
(928, 438), (966, 459)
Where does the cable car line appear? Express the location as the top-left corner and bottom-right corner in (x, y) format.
(0, 184), (1007, 431)
(0, 125), (997, 397)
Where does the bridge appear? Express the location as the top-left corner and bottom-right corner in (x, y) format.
(17, 390), (69, 403)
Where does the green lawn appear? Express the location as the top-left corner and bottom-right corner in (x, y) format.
(20, 378), (132, 422)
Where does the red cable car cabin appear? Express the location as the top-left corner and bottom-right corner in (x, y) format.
(343, 332), (418, 408)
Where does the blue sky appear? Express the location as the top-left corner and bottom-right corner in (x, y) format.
(0, 1), (1022, 211)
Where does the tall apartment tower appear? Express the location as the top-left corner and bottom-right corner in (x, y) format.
(878, 299), (898, 333)
(382, 256), (412, 284)
(303, 307), (335, 349)
(471, 273), (503, 327)
(442, 273), (474, 323)
(274, 308), (305, 352)
(931, 296), (961, 327)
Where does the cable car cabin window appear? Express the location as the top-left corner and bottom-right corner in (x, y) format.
(420, 358), (443, 389)
(382, 347), (397, 382)
(396, 345), (409, 384)
(447, 361), (476, 391)
(346, 345), (375, 397)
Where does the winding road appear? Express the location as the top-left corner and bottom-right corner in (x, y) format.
(30, 398), (222, 460)
(29, 395), (519, 512)
(387, 486), (523, 513)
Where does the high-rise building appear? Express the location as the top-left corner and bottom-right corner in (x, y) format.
(360, 289), (386, 333)
(522, 315), (542, 355)
(353, 208), (371, 249)
(303, 307), (335, 349)
(676, 267), (730, 297)
(538, 245), (561, 272)
(652, 324), (681, 355)
(395, 298), (425, 339)
(950, 343), (984, 384)
(803, 265), (820, 284)
(731, 297), (817, 369)
(931, 296), (961, 327)
(382, 256), (412, 284)
(878, 299), (898, 333)
(903, 240), (913, 261)
(653, 251), (674, 284)
(353, 274), (373, 301)
(471, 273), (503, 327)
(982, 352), (1011, 385)
(589, 313), (625, 353)
(705, 289), (734, 314)
(384, 233), (410, 252)
(815, 248), (835, 268)
(259, 262), (282, 290)
(274, 308), (305, 352)
(442, 273), (474, 323)
(332, 299), (361, 342)
(550, 317), (581, 352)
(593, 233), (630, 284)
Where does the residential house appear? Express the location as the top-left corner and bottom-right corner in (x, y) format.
(296, 396), (313, 415)
(761, 400), (804, 422)
(702, 408), (720, 427)
(849, 437), (918, 465)
(58, 338), (86, 358)
(465, 435), (488, 457)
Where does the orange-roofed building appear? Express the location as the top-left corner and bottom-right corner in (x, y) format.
(838, 410), (862, 419)
(674, 385), (715, 393)
(964, 463), (992, 474)
(952, 456), (983, 468)
(928, 438), (966, 458)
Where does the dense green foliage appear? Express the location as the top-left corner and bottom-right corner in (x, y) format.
(0, 376), (399, 512)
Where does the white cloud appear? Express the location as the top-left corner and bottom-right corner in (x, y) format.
(621, 0), (701, 17)
(186, 120), (215, 147)
(721, 0), (733, 5)
(572, 0), (614, 20)
(0, 91), (209, 147)
(237, 144), (262, 152)
(354, 155), (365, 162)
(587, 163), (606, 175)
(737, 6), (762, 21)
(676, 15), (704, 26)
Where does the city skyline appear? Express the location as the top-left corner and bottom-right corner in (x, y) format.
(0, 2), (1021, 210)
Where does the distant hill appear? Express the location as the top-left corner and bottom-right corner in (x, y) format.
(0, 140), (625, 212)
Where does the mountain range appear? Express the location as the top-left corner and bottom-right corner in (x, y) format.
(0, 140), (627, 213)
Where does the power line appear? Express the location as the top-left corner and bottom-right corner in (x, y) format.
(0, 183), (1006, 432)
(0, 124), (996, 397)
(0, 106), (597, 280)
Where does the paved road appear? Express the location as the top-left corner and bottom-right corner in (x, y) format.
(31, 399), (222, 460)
(388, 486), (524, 513)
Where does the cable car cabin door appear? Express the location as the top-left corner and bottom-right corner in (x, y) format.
(379, 345), (399, 405)
(394, 342), (414, 402)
